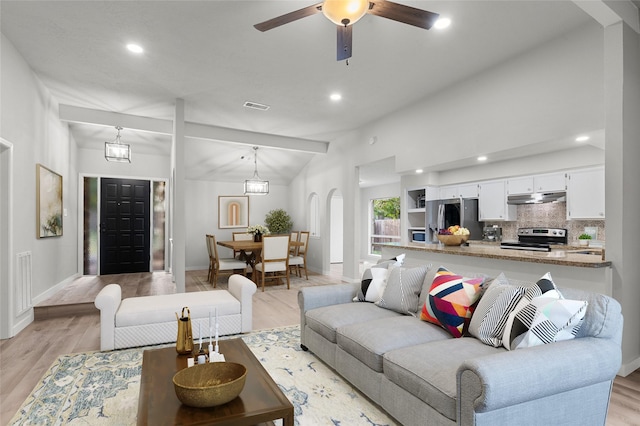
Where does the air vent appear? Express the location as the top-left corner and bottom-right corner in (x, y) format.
(243, 101), (270, 111)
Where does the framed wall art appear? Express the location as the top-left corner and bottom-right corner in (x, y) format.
(36, 163), (63, 238)
(218, 195), (249, 229)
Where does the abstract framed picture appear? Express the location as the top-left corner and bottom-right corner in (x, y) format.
(218, 195), (249, 229)
(36, 163), (63, 238)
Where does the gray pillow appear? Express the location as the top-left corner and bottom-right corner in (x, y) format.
(376, 264), (430, 315)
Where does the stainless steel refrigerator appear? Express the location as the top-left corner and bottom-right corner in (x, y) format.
(426, 198), (484, 243)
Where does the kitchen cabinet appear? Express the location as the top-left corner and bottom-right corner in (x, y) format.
(439, 183), (478, 199)
(406, 188), (426, 212)
(507, 172), (565, 195)
(478, 180), (516, 221)
(566, 167), (605, 219)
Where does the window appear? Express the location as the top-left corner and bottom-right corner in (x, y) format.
(370, 197), (400, 255)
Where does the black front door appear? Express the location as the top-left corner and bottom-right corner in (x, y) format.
(100, 178), (151, 275)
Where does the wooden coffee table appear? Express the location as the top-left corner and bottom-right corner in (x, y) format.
(137, 338), (294, 425)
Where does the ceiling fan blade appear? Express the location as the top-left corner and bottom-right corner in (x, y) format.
(368, 0), (440, 30)
(254, 3), (323, 32)
(337, 25), (353, 61)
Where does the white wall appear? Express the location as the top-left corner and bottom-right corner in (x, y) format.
(330, 194), (343, 263)
(184, 179), (290, 270)
(1, 34), (79, 337)
(77, 147), (170, 181)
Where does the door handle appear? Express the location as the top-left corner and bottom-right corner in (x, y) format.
(100, 223), (107, 233)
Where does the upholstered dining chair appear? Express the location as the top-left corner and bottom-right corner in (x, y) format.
(289, 231), (309, 280)
(207, 234), (248, 287)
(253, 235), (290, 292)
(289, 231), (299, 255)
(232, 231), (254, 259)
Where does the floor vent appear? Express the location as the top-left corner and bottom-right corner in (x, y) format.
(16, 251), (32, 315)
(243, 101), (270, 111)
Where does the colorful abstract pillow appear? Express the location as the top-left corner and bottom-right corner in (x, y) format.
(503, 296), (588, 350)
(376, 265), (430, 315)
(468, 273), (526, 347)
(420, 266), (485, 338)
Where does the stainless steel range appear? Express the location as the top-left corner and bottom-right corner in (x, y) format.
(500, 227), (568, 252)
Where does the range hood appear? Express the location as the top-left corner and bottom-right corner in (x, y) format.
(507, 191), (566, 205)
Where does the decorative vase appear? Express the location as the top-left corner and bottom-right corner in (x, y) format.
(254, 233), (262, 242)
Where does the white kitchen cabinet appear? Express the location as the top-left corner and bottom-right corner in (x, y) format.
(439, 185), (459, 200)
(425, 186), (439, 201)
(566, 167), (605, 220)
(534, 172), (566, 192)
(459, 183), (479, 199)
(507, 176), (534, 195)
(478, 180), (516, 221)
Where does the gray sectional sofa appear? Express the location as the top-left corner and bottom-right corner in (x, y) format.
(298, 265), (623, 426)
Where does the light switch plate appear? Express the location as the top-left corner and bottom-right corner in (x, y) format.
(584, 227), (597, 240)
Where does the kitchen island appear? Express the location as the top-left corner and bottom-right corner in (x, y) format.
(381, 242), (612, 295)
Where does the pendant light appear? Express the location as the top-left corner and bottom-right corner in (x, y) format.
(244, 146), (269, 195)
(104, 126), (131, 163)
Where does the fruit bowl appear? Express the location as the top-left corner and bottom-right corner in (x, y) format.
(437, 234), (470, 246)
(173, 362), (247, 407)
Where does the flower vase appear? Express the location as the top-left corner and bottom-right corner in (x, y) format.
(254, 233), (262, 243)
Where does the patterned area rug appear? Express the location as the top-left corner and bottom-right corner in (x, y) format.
(10, 326), (398, 426)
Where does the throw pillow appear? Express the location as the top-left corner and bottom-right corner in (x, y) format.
(376, 265), (430, 315)
(420, 266), (485, 338)
(468, 273), (526, 347)
(504, 296), (588, 350)
(501, 272), (563, 349)
(354, 264), (392, 302)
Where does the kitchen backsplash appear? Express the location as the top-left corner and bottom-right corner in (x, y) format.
(484, 202), (605, 244)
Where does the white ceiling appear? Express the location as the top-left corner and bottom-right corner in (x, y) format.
(1, 1), (597, 185)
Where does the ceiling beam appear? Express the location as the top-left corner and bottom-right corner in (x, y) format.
(574, 0), (639, 33)
(59, 104), (329, 154)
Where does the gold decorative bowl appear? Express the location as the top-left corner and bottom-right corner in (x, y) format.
(173, 362), (247, 408)
(437, 234), (470, 246)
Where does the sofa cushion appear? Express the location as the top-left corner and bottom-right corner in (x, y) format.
(420, 267), (485, 337)
(376, 265), (430, 315)
(503, 296), (588, 350)
(116, 290), (240, 327)
(336, 316), (451, 372)
(468, 273), (526, 347)
(305, 302), (400, 343)
(354, 265), (392, 303)
(383, 338), (503, 420)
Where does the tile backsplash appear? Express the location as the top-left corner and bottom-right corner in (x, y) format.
(484, 202), (605, 244)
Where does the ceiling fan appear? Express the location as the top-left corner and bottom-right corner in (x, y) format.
(254, 0), (439, 61)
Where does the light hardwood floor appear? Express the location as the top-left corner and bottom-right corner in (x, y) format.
(1, 267), (639, 425)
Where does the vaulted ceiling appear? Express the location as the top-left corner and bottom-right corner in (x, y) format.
(1, 1), (597, 184)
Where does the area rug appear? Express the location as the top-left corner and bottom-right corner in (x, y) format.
(10, 326), (398, 426)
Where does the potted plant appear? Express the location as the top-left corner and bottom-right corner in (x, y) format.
(264, 209), (293, 235)
(578, 233), (592, 247)
(247, 224), (270, 242)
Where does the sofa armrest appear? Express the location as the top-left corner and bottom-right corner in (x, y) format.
(228, 274), (257, 333)
(94, 284), (122, 351)
(457, 337), (621, 424)
(298, 283), (358, 346)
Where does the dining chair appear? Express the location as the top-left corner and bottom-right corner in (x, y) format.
(232, 231), (254, 259)
(289, 231), (299, 255)
(253, 235), (290, 292)
(289, 231), (309, 280)
(207, 234), (248, 287)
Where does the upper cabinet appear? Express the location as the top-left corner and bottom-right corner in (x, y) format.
(406, 187), (426, 212)
(438, 183), (478, 199)
(478, 180), (516, 221)
(566, 167), (605, 220)
(507, 172), (565, 195)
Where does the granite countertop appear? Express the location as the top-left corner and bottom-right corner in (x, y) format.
(382, 241), (610, 268)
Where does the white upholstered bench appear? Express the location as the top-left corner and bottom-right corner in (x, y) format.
(94, 274), (257, 351)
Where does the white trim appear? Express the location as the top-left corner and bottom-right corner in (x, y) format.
(0, 138), (14, 338)
(31, 273), (80, 305)
(619, 356), (640, 377)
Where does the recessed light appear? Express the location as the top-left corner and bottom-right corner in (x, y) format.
(330, 93), (342, 101)
(415, 169), (423, 174)
(575, 135), (590, 142)
(434, 17), (451, 30)
(477, 156), (487, 162)
(126, 43), (144, 54)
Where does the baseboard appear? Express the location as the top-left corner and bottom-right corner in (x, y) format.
(11, 309), (34, 337)
(31, 273), (81, 306)
(619, 356), (640, 377)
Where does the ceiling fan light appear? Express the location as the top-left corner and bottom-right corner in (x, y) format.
(322, 0), (369, 26)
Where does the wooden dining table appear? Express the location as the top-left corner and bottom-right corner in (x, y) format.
(217, 239), (303, 282)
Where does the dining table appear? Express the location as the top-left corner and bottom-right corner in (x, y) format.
(217, 239), (303, 282)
